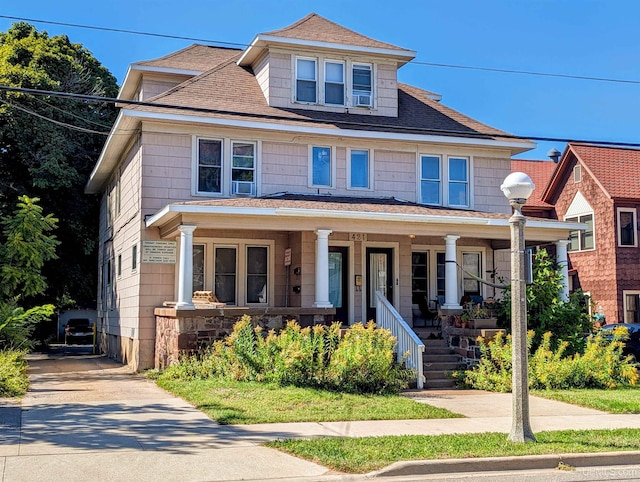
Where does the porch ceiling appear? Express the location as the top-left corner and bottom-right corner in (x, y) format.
(145, 194), (583, 243)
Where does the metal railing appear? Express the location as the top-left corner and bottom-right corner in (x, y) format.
(375, 291), (425, 389)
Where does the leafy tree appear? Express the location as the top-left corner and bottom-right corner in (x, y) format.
(0, 22), (118, 306)
(497, 248), (592, 355)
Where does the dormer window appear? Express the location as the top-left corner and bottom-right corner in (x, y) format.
(296, 58), (317, 103)
(324, 61), (345, 105)
(352, 64), (372, 107)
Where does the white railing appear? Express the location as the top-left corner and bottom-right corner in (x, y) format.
(375, 291), (425, 389)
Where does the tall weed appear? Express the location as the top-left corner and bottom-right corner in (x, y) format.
(0, 349), (29, 397)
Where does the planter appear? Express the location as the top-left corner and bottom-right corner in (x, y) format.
(470, 318), (498, 329)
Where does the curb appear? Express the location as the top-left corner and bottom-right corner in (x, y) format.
(370, 451), (640, 477)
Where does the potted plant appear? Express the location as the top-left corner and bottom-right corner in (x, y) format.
(462, 302), (497, 329)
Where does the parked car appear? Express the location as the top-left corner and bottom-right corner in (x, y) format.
(64, 319), (94, 345)
(597, 323), (640, 358)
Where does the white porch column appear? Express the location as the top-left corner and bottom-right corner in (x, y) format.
(443, 234), (461, 309)
(176, 225), (197, 310)
(313, 229), (333, 308)
(555, 240), (570, 302)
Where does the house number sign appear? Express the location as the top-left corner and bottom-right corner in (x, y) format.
(349, 233), (367, 242)
(141, 240), (177, 264)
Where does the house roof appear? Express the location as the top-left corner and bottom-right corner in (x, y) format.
(137, 44), (242, 72)
(542, 143), (640, 203)
(511, 159), (557, 209)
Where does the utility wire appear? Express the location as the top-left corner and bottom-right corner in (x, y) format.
(1, 14), (639, 86)
(30, 96), (114, 129)
(3, 84), (640, 148)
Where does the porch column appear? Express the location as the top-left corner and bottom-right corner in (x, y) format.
(176, 225), (196, 310)
(443, 234), (461, 309)
(555, 240), (570, 302)
(313, 229), (333, 308)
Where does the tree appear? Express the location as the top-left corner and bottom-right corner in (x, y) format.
(0, 22), (118, 306)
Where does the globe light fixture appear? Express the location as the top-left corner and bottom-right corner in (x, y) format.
(501, 172), (536, 443)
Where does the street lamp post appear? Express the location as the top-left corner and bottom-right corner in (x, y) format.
(501, 172), (536, 443)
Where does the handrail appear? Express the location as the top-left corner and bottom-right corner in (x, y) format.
(375, 291), (425, 389)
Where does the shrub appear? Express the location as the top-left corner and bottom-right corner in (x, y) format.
(0, 349), (29, 397)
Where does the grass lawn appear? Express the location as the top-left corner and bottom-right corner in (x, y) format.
(156, 378), (461, 424)
(533, 387), (640, 413)
(267, 429), (640, 473)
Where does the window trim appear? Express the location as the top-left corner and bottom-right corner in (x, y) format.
(623, 290), (640, 324)
(418, 154), (472, 208)
(565, 213), (595, 252)
(617, 207), (637, 247)
(308, 145), (336, 188)
(193, 137), (224, 196)
(419, 154), (442, 206)
(351, 62), (373, 108)
(131, 244), (138, 273)
(231, 140), (257, 196)
(347, 148), (373, 190)
(323, 60), (345, 106)
(295, 57), (317, 104)
(447, 156), (470, 208)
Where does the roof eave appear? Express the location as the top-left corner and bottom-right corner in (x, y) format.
(117, 65), (203, 103)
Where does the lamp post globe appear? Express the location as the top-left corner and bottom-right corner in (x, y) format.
(502, 172), (536, 443)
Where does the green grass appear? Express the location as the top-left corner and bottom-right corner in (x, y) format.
(156, 378), (461, 424)
(0, 349), (28, 398)
(267, 429), (640, 473)
(533, 387), (640, 413)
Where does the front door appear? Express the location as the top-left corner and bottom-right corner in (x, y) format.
(366, 247), (394, 322)
(328, 246), (349, 324)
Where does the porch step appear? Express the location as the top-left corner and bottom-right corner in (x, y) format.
(416, 330), (463, 390)
(424, 377), (458, 389)
(424, 361), (462, 371)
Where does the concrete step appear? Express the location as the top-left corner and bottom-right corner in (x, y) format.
(425, 377), (457, 389)
(423, 346), (454, 355)
(424, 361), (463, 371)
(424, 353), (460, 362)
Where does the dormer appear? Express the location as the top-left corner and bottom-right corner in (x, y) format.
(237, 13), (415, 118)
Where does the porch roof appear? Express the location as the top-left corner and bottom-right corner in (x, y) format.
(146, 193), (584, 242)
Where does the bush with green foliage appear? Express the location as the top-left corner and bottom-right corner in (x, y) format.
(0, 349), (29, 397)
(496, 248), (592, 354)
(453, 327), (639, 391)
(160, 316), (413, 395)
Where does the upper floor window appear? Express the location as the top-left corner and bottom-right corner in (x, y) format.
(618, 208), (637, 247)
(448, 157), (469, 207)
(566, 213), (594, 251)
(352, 64), (372, 107)
(324, 61), (344, 106)
(419, 155), (469, 207)
(296, 58), (317, 103)
(420, 155), (441, 205)
(310, 146), (333, 187)
(197, 139), (222, 194)
(349, 149), (371, 189)
(231, 142), (256, 196)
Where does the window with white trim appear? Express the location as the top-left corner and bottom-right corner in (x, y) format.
(617, 208), (637, 247)
(310, 146), (333, 187)
(231, 141), (255, 195)
(624, 291), (640, 324)
(348, 149), (371, 189)
(462, 252), (481, 297)
(352, 64), (372, 107)
(420, 155), (441, 205)
(296, 58), (317, 103)
(324, 61), (344, 106)
(197, 139), (222, 194)
(448, 157), (469, 207)
(419, 155), (470, 207)
(566, 214), (594, 251)
(131, 245), (138, 272)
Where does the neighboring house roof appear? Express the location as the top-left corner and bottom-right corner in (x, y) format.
(511, 159), (557, 209)
(542, 143), (640, 203)
(137, 44), (242, 71)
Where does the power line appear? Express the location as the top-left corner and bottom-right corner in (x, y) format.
(2, 84), (640, 149)
(1, 14), (639, 86)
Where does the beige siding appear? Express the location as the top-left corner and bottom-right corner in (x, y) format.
(261, 142), (308, 193)
(375, 63), (398, 117)
(267, 52), (292, 108)
(372, 150), (416, 199)
(254, 51), (270, 103)
(139, 79), (182, 100)
(473, 156), (512, 213)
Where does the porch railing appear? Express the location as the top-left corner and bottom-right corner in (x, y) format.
(375, 291), (425, 389)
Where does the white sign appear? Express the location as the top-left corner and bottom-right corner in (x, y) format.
(284, 248), (292, 267)
(349, 233), (367, 242)
(141, 241), (177, 264)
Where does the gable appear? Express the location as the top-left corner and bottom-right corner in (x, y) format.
(564, 191), (593, 219)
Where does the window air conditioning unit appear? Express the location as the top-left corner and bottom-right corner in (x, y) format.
(353, 94), (371, 107)
(231, 180), (256, 196)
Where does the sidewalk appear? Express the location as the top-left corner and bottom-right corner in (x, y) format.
(1, 350), (640, 481)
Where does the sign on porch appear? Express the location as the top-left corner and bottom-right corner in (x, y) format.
(141, 240), (177, 264)
(284, 247), (292, 266)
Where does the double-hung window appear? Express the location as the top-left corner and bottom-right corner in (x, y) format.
(617, 208), (637, 247)
(448, 157), (469, 207)
(310, 146), (332, 187)
(214, 247), (237, 305)
(246, 246), (268, 303)
(349, 149), (370, 189)
(296, 58), (317, 103)
(420, 155), (441, 205)
(566, 214), (594, 251)
(324, 61), (344, 105)
(231, 142), (255, 195)
(352, 64), (372, 107)
(197, 139), (222, 194)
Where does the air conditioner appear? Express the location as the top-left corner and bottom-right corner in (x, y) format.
(231, 180), (256, 196)
(353, 94), (371, 107)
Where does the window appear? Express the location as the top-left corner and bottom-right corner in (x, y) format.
(349, 149), (370, 189)
(448, 157), (469, 207)
(310, 146), (332, 187)
(574, 164), (582, 183)
(193, 244), (205, 292)
(296, 58), (316, 103)
(420, 155), (441, 205)
(246, 246), (268, 303)
(324, 61), (344, 105)
(617, 208), (637, 247)
(117, 254), (122, 278)
(131, 245), (137, 272)
(352, 64), (372, 106)
(436, 252), (446, 298)
(462, 252), (481, 297)
(214, 247), (237, 305)
(231, 142), (255, 195)
(566, 214), (594, 251)
(624, 291), (640, 324)
(197, 139), (222, 194)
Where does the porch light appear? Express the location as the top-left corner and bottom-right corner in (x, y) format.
(501, 172), (536, 443)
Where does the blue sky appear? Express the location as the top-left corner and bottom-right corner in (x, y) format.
(2, 0), (639, 159)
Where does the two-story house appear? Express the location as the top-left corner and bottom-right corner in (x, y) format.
(541, 143), (640, 324)
(86, 13), (579, 370)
